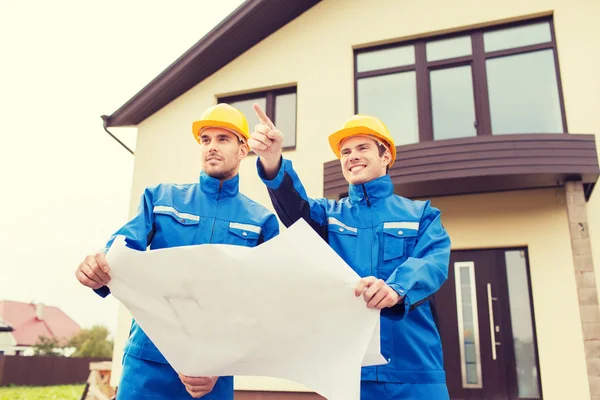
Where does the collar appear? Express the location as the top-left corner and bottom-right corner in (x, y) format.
(348, 174), (394, 205)
(199, 170), (239, 199)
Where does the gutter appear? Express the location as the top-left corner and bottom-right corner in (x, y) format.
(101, 115), (134, 155)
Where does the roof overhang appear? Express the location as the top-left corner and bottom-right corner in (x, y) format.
(103, 0), (320, 128)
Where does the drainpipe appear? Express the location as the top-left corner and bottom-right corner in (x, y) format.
(100, 115), (134, 155)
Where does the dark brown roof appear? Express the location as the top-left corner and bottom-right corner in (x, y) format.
(104, 0), (320, 128)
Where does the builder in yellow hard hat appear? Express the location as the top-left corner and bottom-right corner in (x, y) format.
(249, 104), (451, 400)
(75, 103), (279, 400)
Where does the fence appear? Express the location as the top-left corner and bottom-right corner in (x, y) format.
(0, 355), (111, 386)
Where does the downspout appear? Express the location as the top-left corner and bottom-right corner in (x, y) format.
(100, 115), (134, 155)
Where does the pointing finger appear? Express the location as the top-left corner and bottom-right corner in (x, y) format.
(253, 103), (275, 129)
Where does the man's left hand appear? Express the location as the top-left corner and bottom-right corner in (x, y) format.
(355, 277), (403, 309)
(178, 375), (218, 398)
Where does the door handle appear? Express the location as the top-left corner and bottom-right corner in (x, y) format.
(487, 283), (501, 360)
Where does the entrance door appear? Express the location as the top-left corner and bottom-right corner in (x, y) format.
(435, 249), (542, 400)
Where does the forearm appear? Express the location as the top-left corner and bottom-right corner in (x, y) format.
(258, 158), (328, 238)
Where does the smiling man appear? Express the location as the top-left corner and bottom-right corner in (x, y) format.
(249, 105), (452, 400)
(75, 103), (279, 399)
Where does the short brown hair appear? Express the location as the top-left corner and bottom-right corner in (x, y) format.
(374, 139), (390, 173)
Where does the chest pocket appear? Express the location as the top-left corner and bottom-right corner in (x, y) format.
(327, 217), (358, 266)
(228, 222), (261, 247)
(153, 205), (200, 246)
(153, 205), (200, 225)
(382, 222), (420, 262)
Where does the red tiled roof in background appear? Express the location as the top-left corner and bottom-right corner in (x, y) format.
(0, 300), (81, 346)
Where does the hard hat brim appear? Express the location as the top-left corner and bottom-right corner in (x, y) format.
(328, 126), (396, 167)
(192, 120), (249, 144)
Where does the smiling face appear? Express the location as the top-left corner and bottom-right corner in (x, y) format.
(339, 135), (391, 185)
(199, 127), (248, 181)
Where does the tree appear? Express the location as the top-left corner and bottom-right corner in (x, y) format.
(68, 325), (114, 358)
(33, 335), (63, 356)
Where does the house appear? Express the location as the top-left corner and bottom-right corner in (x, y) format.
(101, 0), (600, 398)
(0, 300), (81, 356)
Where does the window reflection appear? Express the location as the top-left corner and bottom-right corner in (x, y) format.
(275, 93), (297, 148)
(427, 36), (472, 62)
(455, 262), (482, 388)
(487, 50), (563, 134)
(430, 66), (477, 140)
(484, 22), (552, 52)
(505, 250), (541, 398)
(357, 46), (415, 72)
(357, 72), (419, 146)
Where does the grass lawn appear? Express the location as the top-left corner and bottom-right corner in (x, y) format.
(0, 384), (86, 400)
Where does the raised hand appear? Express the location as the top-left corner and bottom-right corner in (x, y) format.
(248, 103), (284, 178)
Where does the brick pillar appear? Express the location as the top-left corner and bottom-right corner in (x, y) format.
(565, 180), (600, 398)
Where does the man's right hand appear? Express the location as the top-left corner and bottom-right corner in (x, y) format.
(248, 103), (284, 179)
(75, 252), (111, 289)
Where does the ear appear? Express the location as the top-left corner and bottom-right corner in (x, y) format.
(382, 148), (392, 166)
(238, 142), (249, 160)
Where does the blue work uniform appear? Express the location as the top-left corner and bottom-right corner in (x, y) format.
(258, 158), (451, 400)
(94, 171), (280, 400)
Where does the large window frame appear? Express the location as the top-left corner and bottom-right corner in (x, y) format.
(353, 17), (568, 142)
(219, 86), (298, 150)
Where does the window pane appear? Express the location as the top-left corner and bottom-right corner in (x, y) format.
(505, 250), (541, 399)
(486, 50), (563, 134)
(426, 36), (472, 62)
(275, 92), (297, 149)
(357, 72), (419, 146)
(455, 262), (482, 389)
(484, 21), (551, 52)
(430, 66), (477, 140)
(356, 46), (415, 72)
(226, 97), (266, 133)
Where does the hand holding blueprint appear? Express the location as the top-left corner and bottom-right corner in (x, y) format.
(106, 219), (386, 400)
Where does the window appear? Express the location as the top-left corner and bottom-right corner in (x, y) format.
(219, 87), (297, 149)
(354, 18), (566, 144)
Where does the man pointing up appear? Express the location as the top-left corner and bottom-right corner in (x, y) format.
(249, 103), (452, 400)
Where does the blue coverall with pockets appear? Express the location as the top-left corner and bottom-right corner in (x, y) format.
(94, 171), (279, 400)
(258, 158), (451, 400)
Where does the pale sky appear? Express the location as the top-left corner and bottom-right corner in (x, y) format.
(0, 0), (244, 336)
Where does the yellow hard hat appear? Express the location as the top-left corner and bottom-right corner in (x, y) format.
(328, 114), (397, 166)
(192, 103), (250, 144)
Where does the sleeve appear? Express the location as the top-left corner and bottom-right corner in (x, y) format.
(259, 213), (280, 244)
(93, 187), (157, 298)
(384, 201), (451, 320)
(257, 157), (329, 240)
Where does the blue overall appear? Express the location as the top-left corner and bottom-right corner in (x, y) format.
(259, 158), (451, 400)
(94, 171), (280, 400)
